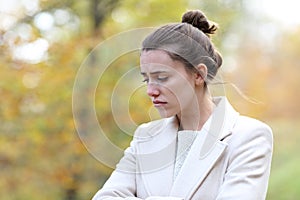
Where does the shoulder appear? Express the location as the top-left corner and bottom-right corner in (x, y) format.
(138, 117), (168, 129)
(234, 116), (273, 137)
(133, 117), (174, 141)
(229, 115), (273, 151)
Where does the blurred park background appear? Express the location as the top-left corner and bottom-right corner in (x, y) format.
(1, 0), (300, 199)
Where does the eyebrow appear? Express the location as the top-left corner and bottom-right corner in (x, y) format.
(140, 71), (168, 76)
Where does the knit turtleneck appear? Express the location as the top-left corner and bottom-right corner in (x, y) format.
(173, 130), (198, 180)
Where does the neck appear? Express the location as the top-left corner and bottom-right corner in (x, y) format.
(177, 90), (215, 131)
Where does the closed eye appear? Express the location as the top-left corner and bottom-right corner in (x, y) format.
(157, 76), (168, 82)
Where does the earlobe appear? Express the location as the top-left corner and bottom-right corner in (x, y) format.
(194, 64), (207, 85)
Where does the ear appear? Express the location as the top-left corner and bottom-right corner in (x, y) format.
(194, 63), (207, 85)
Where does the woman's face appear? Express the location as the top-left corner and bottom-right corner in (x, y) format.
(140, 50), (198, 118)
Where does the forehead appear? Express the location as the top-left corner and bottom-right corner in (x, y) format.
(140, 50), (184, 73)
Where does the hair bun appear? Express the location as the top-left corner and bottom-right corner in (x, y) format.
(181, 10), (218, 37)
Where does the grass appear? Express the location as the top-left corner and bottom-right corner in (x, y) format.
(266, 119), (300, 200)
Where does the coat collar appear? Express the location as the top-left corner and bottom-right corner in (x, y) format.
(137, 97), (239, 198)
(199, 96), (240, 157)
(169, 97), (239, 198)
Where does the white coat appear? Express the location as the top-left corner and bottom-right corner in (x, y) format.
(92, 97), (273, 200)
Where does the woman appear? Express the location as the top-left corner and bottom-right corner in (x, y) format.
(93, 10), (273, 200)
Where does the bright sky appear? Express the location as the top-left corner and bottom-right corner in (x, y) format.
(252, 0), (300, 28)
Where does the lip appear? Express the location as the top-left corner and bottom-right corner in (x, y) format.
(153, 100), (167, 107)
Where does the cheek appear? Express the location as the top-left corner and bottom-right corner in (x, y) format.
(164, 79), (195, 104)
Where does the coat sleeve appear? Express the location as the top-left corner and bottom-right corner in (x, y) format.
(92, 127), (141, 200)
(216, 118), (273, 200)
(92, 122), (184, 200)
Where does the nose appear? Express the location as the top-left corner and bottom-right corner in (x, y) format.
(146, 83), (160, 97)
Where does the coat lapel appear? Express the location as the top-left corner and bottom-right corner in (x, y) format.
(136, 97), (239, 198)
(136, 116), (178, 196)
(170, 97), (240, 199)
(170, 139), (228, 199)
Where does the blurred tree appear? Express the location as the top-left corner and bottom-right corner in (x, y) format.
(0, 1), (121, 199)
(91, 0), (120, 32)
